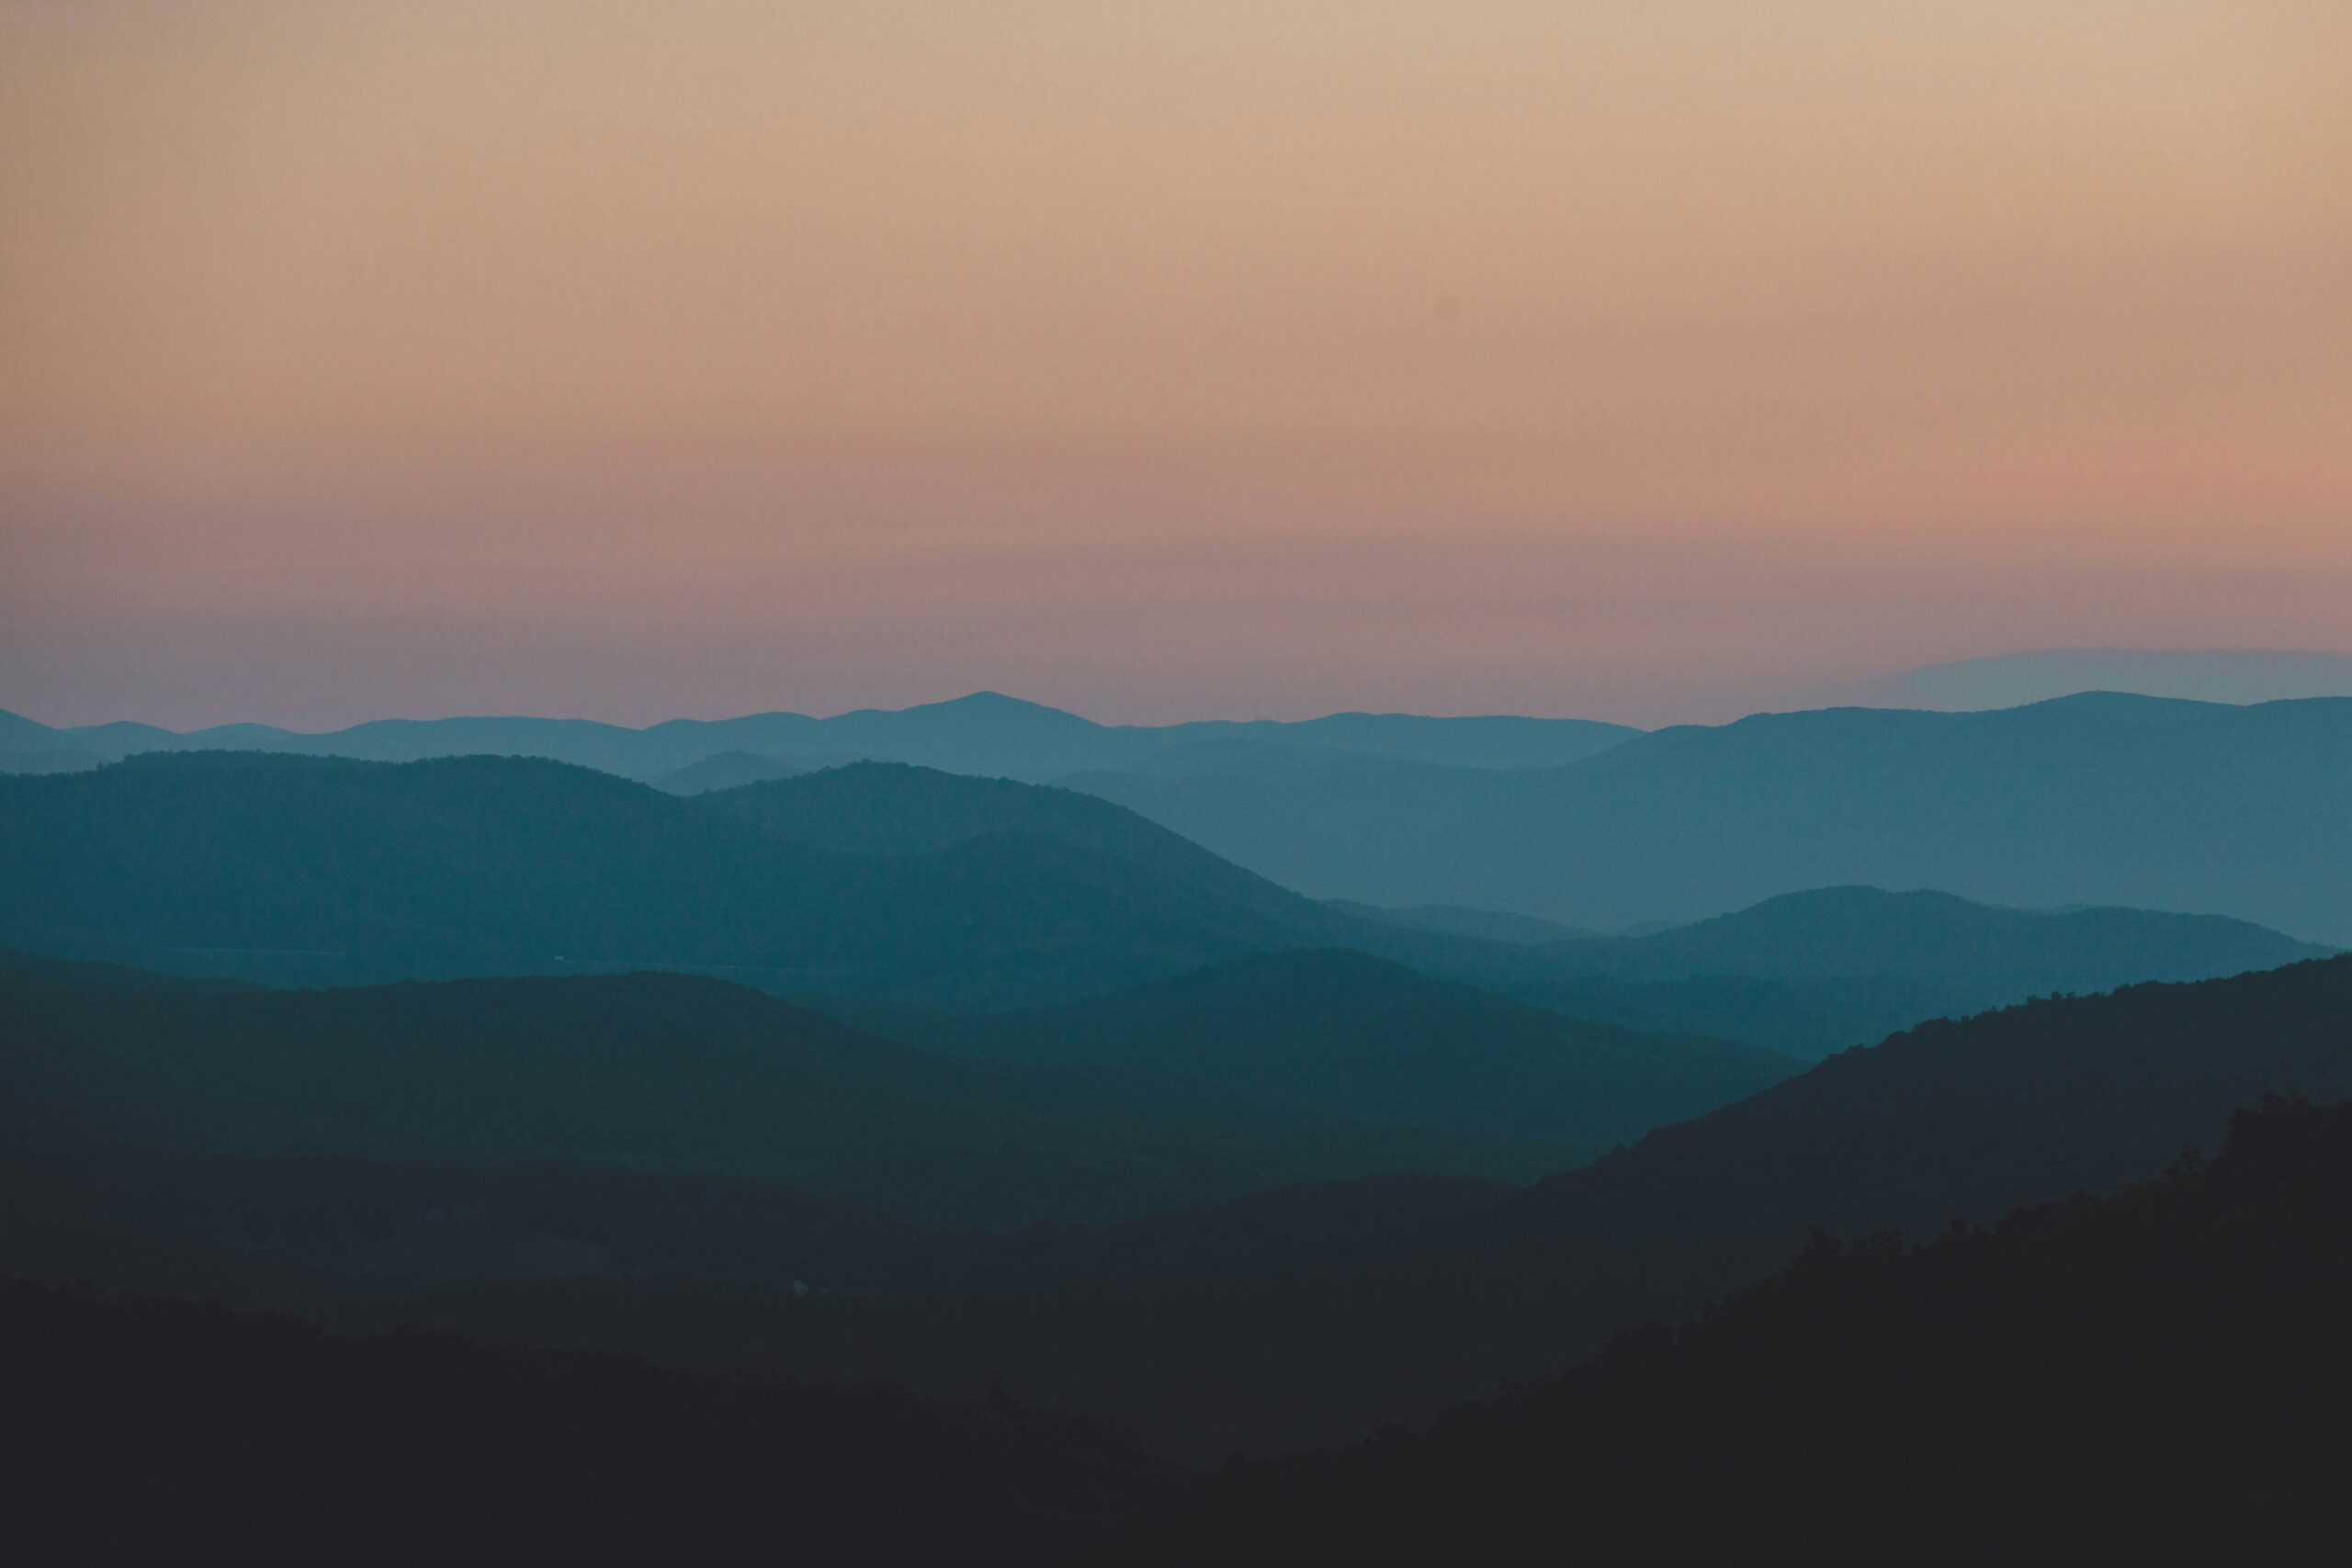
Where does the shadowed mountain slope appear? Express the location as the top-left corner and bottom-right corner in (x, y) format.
(1455, 886), (2334, 1055)
(711, 762), (1352, 935)
(870, 949), (1797, 1147)
(0, 957), (1565, 1231)
(650, 750), (841, 794)
(1325, 901), (1599, 945)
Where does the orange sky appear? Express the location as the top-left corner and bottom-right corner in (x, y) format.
(3, 1), (2347, 727)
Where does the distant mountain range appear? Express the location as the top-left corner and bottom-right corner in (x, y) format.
(650, 750), (842, 793)
(1071, 693), (2352, 943)
(0, 693), (1637, 783)
(1845, 647), (2352, 709)
(12, 680), (2352, 1518)
(0, 750), (1360, 1009)
(17, 688), (2349, 943)
(3, 753), (2323, 1055)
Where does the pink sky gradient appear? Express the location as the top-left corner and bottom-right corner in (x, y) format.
(5, 2), (2347, 728)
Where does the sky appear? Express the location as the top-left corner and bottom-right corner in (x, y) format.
(3, 1), (2347, 729)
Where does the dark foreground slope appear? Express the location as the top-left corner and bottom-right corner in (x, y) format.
(1129, 1093), (2352, 1566)
(0, 1087), (943, 1304)
(1489, 953), (2352, 1254)
(868, 949), (1796, 1146)
(4, 957), (2347, 1465)
(14, 1095), (2350, 1565)
(297, 955), (2351, 1461)
(754, 956), (2352, 1456)
(3, 1279), (1164, 1567)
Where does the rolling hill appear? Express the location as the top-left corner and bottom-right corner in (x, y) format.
(767, 955), (2352, 1456)
(6, 748), (2321, 1075)
(1532, 885), (2330, 991)
(7, 948), (2346, 1461)
(1324, 901), (1598, 946)
(0, 955), (1570, 1231)
(650, 750), (841, 794)
(0, 751), (1362, 1007)
(710, 762), (1354, 935)
(863, 949), (1798, 1147)
(1457, 886), (2334, 1055)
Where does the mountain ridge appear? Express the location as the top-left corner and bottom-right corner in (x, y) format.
(1072, 694), (2352, 943)
(0, 751), (1355, 1008)
(0, 694), (1640, 783)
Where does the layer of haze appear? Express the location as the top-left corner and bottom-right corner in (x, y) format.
(5, 1), (2347, 728)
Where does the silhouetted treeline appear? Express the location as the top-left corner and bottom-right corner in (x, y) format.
(1123, 1092), (2352, 1563)
(17, 1093), (2352, 1562)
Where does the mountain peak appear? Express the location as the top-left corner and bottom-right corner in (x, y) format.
(922, 691), (1075, 716)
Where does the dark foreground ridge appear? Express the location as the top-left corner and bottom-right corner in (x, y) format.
(5, 1277), (1167, 1565)
(13, 1092), (2351, 1564)
(7, 952), (2350, 1462)
(1122, 1092), (2352, 1564)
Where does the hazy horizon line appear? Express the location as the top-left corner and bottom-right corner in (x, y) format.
(13, 648), (2352, 739)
